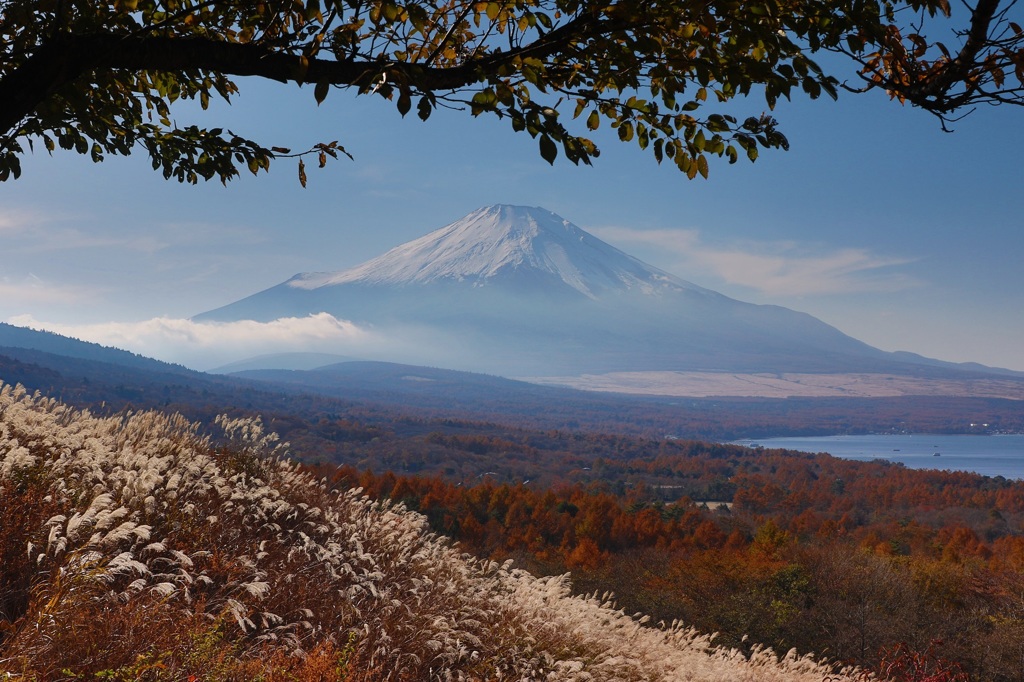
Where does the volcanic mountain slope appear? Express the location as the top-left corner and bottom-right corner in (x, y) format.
(196, 205), (961, 377)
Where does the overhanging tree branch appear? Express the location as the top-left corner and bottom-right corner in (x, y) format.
(835, 0), (1024, 121)
(0, 8), (610, 141)
(0, 0), (1020, 183)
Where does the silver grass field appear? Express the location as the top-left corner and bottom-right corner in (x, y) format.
(0, 383), (858, 681)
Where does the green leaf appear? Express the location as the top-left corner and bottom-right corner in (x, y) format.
(381, 0), (400, 22)
(417, 97), (433, 121)
(471, 90), (498, 111)
(495, 83), (515, 106)
(539, 134), (557, 164)
(314, 81), (330, 105)
(397, 89), (412, 116)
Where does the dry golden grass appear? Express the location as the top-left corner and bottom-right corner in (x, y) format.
(0, 383), (859, 681)
(525, 371), (1024, 399)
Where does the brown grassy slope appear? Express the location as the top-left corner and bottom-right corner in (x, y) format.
(527, 371), (1024, 399)
(0, 383), (857, 681)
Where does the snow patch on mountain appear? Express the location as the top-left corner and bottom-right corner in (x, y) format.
(286, 205), (710, 299)
(193, 204), (932, 376)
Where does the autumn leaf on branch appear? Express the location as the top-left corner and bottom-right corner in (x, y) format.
(0, 0), (1019, 183)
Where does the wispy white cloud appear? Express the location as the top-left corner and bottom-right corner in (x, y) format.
(0, 204), (268, 255)
(4, 312), (506, 374)
(594, 226), (703, 251)
(23, 229), (170, 254)
(0, 207), (62, 234)
(154, 221), (270, 248)
(0, 206), (166, 254)
(698, 246), (916, 296)
(591, 226), (919, 296)
(24, 219), (269, 259)
(5, 313), (385, 370)
(0, 215), (25, 234)
(0, 275), (98, 305)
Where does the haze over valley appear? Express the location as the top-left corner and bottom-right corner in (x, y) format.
(188, 204), (1024, 399)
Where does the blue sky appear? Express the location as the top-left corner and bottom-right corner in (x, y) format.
(2, 68), (1023, 371)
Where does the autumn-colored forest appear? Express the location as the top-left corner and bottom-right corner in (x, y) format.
(0, 387), (866, 682)
(3, 346), (1024, 679)
(306, 439), (1024, 680)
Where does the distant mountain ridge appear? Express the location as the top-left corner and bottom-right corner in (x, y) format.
(1, 324), (1022, 440)
(196, 205), (1007, 379)
(209, 352), (359, 374)
(0, 322), (195, 377)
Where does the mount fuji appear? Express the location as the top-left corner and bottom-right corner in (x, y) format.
(194, 205), (968, 378)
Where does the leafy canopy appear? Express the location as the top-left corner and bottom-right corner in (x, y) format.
(1, 0), (1021, 184)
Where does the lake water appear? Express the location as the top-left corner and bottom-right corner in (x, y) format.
(730, 434), (1024, 480)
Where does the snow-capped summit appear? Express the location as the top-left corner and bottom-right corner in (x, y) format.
(196, 206), (903, 376)
(286, 205), (709, 299)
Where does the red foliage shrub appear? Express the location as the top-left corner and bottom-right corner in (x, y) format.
(874, 642), (971, 682)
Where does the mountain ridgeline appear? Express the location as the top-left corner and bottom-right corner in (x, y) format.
(196, 205), (976, 378)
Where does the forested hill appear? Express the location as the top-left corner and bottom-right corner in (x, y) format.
(2, 323), (1024, 443)
(0, 323), (194, 376)
(0, 385), (857, 681)
(1, 342), (1022, 677)
(2, 341), (1024, 486)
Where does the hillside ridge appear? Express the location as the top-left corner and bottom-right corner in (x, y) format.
(0, 384), (856, 681)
